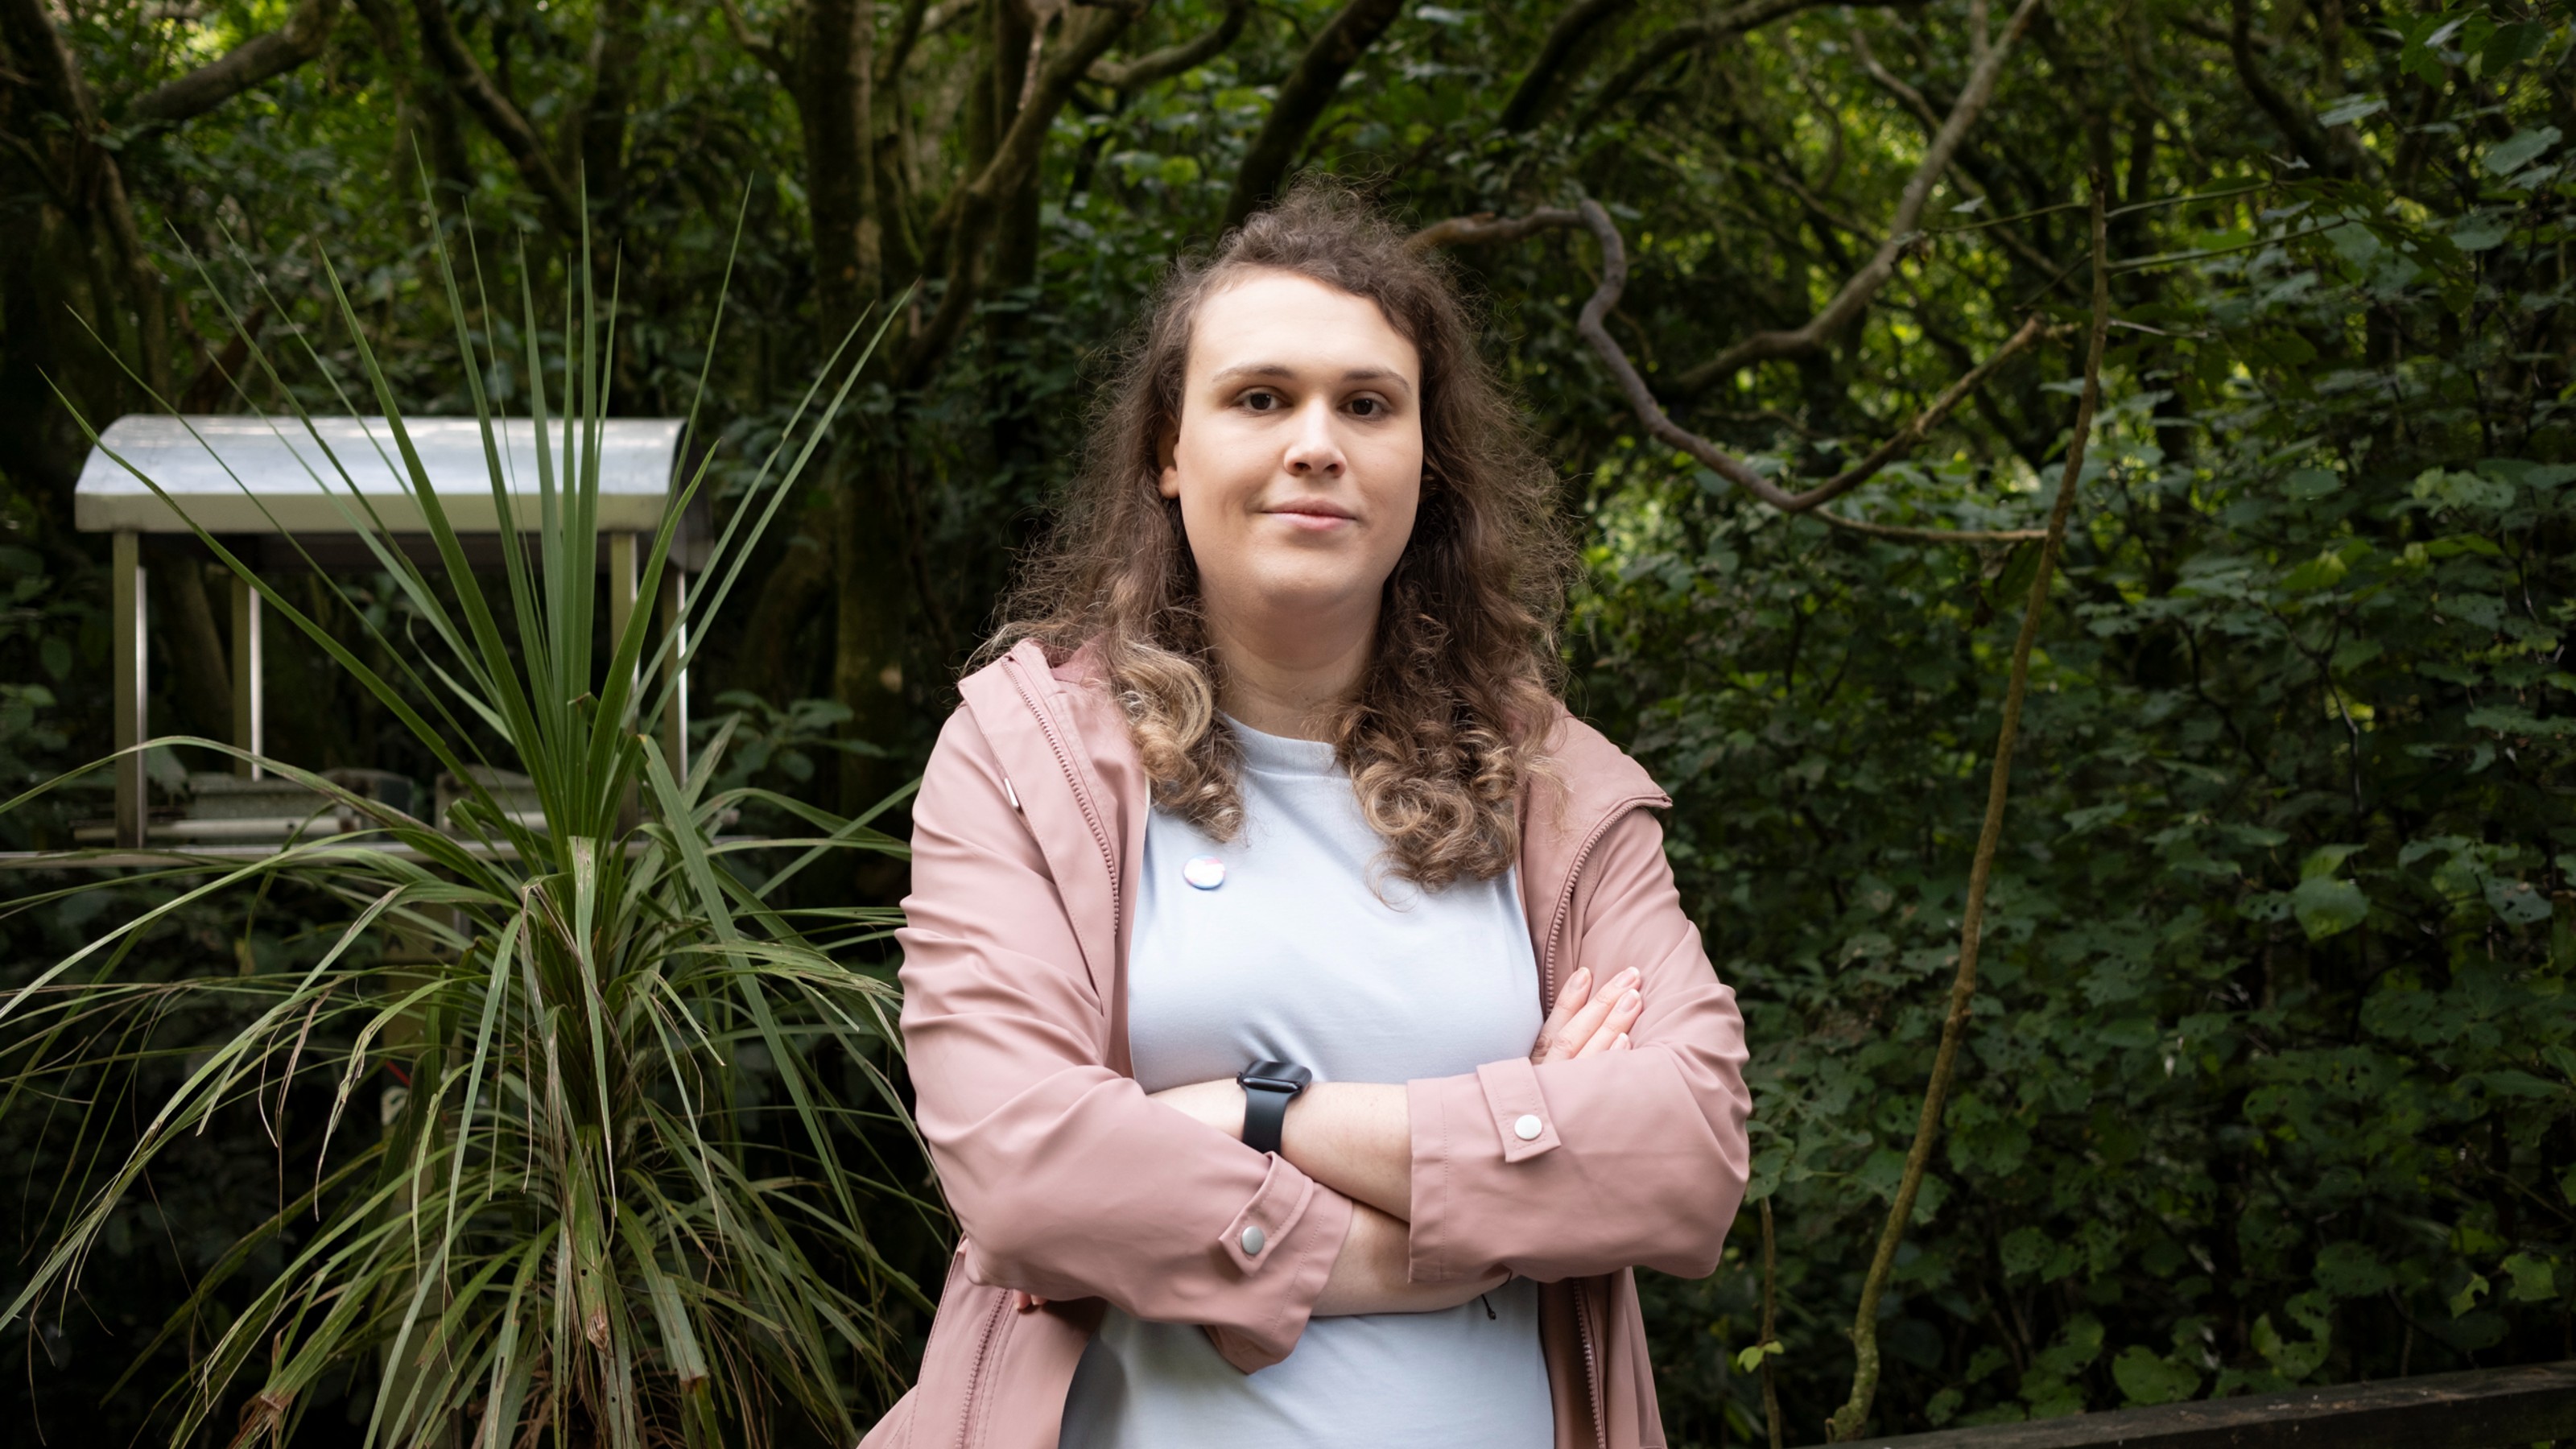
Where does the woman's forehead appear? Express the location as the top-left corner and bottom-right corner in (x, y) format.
(1187, 270), (1419, 384)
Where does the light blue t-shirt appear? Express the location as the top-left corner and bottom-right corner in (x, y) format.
(1058, 721), (1554, 1449)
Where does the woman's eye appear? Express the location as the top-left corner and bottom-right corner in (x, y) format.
(1243, 391), (1281, 411)
(1349, 397), (1383, 418)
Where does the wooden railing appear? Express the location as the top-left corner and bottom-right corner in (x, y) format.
(1804, 1360), (2576, 1448)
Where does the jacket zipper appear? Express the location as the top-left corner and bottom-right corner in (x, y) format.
(1538, 791), (1669, 1006)
(1001, 655), (1123, 944)
(952, 1290), (1011, 1449)
(1540, 791), (1664, 1449)
(1580, 1282), (1607, 1449)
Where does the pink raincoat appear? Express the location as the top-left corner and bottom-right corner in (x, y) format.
(869, 640), (1752, 1448)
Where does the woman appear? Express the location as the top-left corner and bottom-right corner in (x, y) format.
(876, 184), (1751, 1449)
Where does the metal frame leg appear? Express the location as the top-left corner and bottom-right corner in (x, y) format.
(658, 568), (688, 779)
(607, 531), (638, 670)
(113, 530), (147, 848)
(607, 533), (642, 828)
(230, 574), (262, 779)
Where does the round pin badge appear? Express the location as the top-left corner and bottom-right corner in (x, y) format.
(1183, 855), (1227, 890)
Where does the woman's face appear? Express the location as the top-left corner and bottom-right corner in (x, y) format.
(1160, 269), (1424, 647)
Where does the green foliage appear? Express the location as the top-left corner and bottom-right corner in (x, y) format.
(1569, 5), (2576, 1436)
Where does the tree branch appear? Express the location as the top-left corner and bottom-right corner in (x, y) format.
(1497, 0), (1636, 134)
(1573, 197), (2046, 540)
(1404, 206), (1582, 254)
(127, 0), (345, 126)
(1847, 22), (2061, 279)
(1220, 0), (1405, 229)
(902, 0), (1137, 383)
(1578, 0), (1903, 130)
(1669, 0), (2044, 397)
(1088, 0), (1248, 91)
(713, 0), (787, 76)
(1414, 200), (2050, 541)
(1824, 172), (2111, 1442)
(411, 0), (576, 228)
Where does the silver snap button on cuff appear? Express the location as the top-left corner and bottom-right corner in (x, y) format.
(1241, 1225), (1266, 1255)
(1513, 1113), (1544, 1141)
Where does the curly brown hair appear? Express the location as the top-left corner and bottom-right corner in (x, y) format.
(988, 181), (1572, 888)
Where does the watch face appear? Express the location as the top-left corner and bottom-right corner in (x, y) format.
(1241, 1061), (1313, 1092)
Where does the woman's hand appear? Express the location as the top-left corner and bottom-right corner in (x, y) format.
(1529, 966), (1642, 1063)
(1315, 1202), (1506, 1317)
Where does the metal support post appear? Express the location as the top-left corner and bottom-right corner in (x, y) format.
(607, 531), (638, 672)
(230, 574), (262, 778)
(658, 568), (688, 779)
(608, 532), (642, 829)
(113, 530), (147, 848)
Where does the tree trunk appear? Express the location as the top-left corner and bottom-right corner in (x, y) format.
(800, 0), (883, 337)
(829, 447), (911, 815)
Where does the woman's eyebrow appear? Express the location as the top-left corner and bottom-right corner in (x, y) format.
(1207, 361), (1415, 396)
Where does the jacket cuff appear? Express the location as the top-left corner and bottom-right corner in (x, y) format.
(1204, 1157), (1352, 1373)
(1474, 1058), (1564, 1162)
(1406, 1062), (1562, 1285)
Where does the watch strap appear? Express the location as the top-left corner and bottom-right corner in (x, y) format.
(1242, 1080), (1294, 1156)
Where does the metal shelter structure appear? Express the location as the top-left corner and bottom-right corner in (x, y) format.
(67, 414), (695, 851)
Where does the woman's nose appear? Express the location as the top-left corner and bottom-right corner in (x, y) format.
(1282, 398), (1345, 476)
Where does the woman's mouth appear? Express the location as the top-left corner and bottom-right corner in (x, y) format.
(1266, 498), (1356, 530)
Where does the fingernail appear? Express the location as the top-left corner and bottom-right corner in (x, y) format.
(1618, 969), (1641, 987)
(1620, 989), (1641, 1010)
(1613, 1033), (1632, 1051)
(1568, 968), (1591, 991)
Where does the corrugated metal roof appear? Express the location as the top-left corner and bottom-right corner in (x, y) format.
(73, 415), (683, 534)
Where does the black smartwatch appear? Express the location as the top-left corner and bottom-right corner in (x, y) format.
(1236, 1060), (1314, 1156)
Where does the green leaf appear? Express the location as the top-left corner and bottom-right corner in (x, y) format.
(2483, 877), (2553, 925)
(2112, 1345), (2202, 1406)
(2062, 801), (2128, 834)
(2483, 126), (2562, 176)
(2316, 95), (2387, 127)
(2466, 706), (2576, 738)
(2450, 213), (2510, 251)
(2416, 468), (2519, 510)
(2478, 1069), (2562, 1099)
(2328, 221), (2383, 266)
(2314, 1241), (2392, 1298)
(2502, 1253), (2559, 1303)
(2001, 1226), (2053, 1279)
(1991, 542), (2044, 609)
(2292, 877), (2369, 939)
(2281, 550), (2350, 592)
(2250, 1311), (2327, 1381)
(2450, 1272), (2490, 1318)
(2301, 844), (2364, 881)
(2284, 468), (2343, 499)
(1733, 1340), (1782, 1374)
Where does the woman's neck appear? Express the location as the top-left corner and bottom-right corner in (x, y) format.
(1206, 605), (1376, 741)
